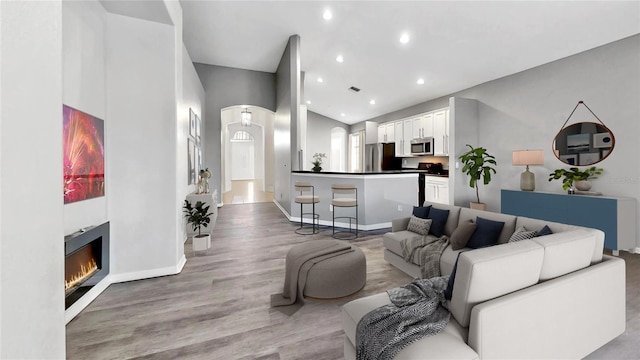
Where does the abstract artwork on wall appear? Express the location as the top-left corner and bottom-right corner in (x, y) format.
(189, 108), (196, 138)
(63, 105), (105, 204)
(188, 138), (196, 185)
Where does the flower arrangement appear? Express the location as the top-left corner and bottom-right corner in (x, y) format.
(312, 153), (326, 172)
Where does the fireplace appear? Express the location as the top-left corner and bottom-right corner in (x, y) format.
(65, 221), (109, 309)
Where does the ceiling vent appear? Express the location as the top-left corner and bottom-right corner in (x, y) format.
(348, 86), (361, 93)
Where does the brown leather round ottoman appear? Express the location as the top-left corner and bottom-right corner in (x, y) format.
(304, 241), (367, 299)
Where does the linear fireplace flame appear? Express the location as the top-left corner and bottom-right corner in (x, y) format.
(65, 258), (98, 292)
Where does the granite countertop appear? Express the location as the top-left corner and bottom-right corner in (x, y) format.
(292, 170), (449, 177)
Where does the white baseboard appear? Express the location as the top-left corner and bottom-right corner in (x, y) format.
(109, 262), (184, 284)
(633, 247), (640, 254)
(289, 216), (391, 231)
(273, 199), (292, 220)
(176, 254), (187, 272)
(65, 275), (112, 324)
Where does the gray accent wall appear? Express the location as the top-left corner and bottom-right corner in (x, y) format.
(306, 111), (349, 170)
(194, 63), (277, 200)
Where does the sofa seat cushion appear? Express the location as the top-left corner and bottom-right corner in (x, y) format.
(383, 231), (423, 265)
(532, 229), (596, 281)
(342, 293), (478, 360)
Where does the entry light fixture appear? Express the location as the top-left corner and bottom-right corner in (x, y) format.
(241, 107), (252, 127)
(512, 149), (544, 191)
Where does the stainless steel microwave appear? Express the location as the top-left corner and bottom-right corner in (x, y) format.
(410, 137), (434, 156)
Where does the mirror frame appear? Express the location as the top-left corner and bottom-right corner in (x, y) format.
(552, 122), (615, 166)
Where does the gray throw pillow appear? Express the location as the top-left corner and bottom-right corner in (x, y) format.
(509, 225), (538, 242)
(450, 219), (477, 250)
(407, 216), (432, 236)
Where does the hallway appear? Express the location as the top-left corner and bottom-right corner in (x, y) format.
(221, 179), (273, 204)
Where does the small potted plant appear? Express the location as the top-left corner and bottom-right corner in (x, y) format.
(458, 144), (497, 210)
(548, 166), (603, 193)
(183, 200), (214, 251)
(312, 153), (326, 172)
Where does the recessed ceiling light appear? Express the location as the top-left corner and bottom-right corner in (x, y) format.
(317, 77), (324, 83)
(417, 78), (425, 85)
(336, 55), (344, 63)
(323, 10), (332, 20)
(399, 33), (410, 44)
(340, 113), (345, 117)
(306, 100), (311, 104)
(370, 100), (376, 105)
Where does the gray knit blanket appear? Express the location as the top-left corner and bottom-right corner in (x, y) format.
(401, 234), (450, 278)
(355, 277), (450, 360)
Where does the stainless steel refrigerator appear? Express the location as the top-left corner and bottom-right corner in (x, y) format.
(364, 143), (397, 172)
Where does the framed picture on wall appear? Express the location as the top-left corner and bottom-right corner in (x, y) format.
(560, 154), (577, 165)
(188, 139), (196, 185)
(195, 114), (201, 145)
(189, 108), (196, 138)
(602, 149), (611, 158)
(578, 152), (600, 165)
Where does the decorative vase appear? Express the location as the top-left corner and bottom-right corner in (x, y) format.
(312, 166), (322, 172)
(574, 180), (592, 191)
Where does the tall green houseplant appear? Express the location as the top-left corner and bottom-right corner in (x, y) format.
(458, 144), (497, 205)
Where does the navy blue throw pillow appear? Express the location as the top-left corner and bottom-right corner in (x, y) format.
(466, 216), (505, 249)
(412, 205), (431, 219)
(428, 207), (450, 237)
(538, 225), (553, 236)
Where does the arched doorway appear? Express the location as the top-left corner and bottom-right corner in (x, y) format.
(221, 106), (275, 204)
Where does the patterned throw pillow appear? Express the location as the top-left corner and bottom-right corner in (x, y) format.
(509, 225), (538, 242)
(407, 215), (433, 236)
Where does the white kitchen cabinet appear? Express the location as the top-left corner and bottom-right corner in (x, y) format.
(413, 113), (433, 139)
(402, 119), (412, 155)
(394, 121), (404, 156)
(433, 109), (449, 156)
(378, 122), (396, 143)
(425, 176), (449, 205)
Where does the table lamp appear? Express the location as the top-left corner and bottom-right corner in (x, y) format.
(512, 150), (544, 191)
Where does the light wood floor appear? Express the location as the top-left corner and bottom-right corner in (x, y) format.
(66, 202), (412, 359)
(66, 203), (640, 359)
(222, 179), (274, 205)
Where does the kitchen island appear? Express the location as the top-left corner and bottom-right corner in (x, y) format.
(291, 170), (443, 230)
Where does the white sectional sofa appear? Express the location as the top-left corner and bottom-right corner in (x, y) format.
(342, 201), (626, 359)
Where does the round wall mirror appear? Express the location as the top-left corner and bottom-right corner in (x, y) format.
(552, 122), (614, 166)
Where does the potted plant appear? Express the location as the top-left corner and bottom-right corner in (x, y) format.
(312, 152), (326, 172)
(548, 166), (603, 193)
(183, 200), (214, 251)
(458, 144), (497, 210)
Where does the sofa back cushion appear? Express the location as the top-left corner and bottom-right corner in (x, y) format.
(515, 216), (604, 263)
(424, 202), (461, 237)
(459, 208), (517, 244)
(532, 230), (596, 281)
(449, 240), (544, 327)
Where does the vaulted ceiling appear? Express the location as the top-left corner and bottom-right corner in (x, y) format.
(181, 1), (639, 124)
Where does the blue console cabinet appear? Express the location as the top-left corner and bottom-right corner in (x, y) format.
(501, 189), (636, 253)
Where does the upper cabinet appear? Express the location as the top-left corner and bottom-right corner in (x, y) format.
(433, 109), (449, 156)
(378, 122), (395, 143)
(412, 113), (433, 139)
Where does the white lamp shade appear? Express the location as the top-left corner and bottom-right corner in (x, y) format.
(512, 150), (544, 166)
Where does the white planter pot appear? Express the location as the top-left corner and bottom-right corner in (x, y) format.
(192, 234), (211, 251)
(574, 180), (592, 191)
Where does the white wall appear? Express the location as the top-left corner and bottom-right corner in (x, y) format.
(180, 45), (205, 242)
(306, 111), (349, 171)
(105, 13), (181, 278)
(62, 0), (108, 234)
(0, 1), (66, 358)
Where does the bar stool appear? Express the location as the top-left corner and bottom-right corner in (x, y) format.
(294, 181), (320, 235)
(331, 184), (358, 240)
